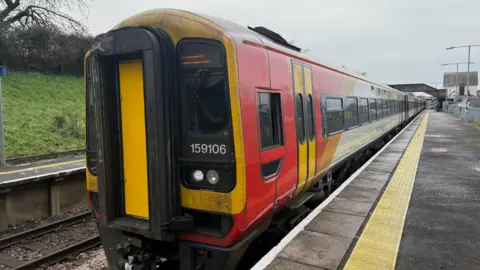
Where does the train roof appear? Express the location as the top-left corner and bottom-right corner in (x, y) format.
(189, 10), (405, 94)
(115, 9), (416, 98)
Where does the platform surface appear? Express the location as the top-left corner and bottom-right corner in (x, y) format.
(0, 155), (85, 187)
(254, 110), (480, 270)
(395, 111), (480, 270)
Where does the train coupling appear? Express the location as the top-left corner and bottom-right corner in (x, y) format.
(116, 243), (154, 270)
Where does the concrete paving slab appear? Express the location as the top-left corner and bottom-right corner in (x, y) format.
(265, 258), (326, 270)
(306, 211), (364, 239)
(370, 157), (398, 164)
(278, 230), (351, 270)
(349, 178), (386, 190)
(364, 163), (396, 173)
(373, 158), (399, 165)
(357, 170), (391, 182)
(384, 147), (404, 152)
(378, 152), (402, 159)
(338, 185), (382, 203)
(388, 142), (408, 148)
(324, 197), (373, 217)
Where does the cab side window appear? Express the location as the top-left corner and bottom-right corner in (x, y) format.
(257, 92), (283, 150)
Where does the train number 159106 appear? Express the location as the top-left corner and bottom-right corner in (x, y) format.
(190, 144), (227, 155)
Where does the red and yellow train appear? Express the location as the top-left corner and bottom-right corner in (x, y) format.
(84, 9), (424, 270)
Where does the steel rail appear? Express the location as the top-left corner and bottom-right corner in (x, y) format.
(12, 235), (101, 269)
(0, 212), (91, 250)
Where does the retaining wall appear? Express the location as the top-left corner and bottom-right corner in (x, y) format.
(0, 170), (87, 231)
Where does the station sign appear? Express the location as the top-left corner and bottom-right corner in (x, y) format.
(443, 71), (478, 87)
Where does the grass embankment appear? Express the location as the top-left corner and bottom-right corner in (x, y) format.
(2, 72), (85, 157)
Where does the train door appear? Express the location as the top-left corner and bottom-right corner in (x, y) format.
(404, 95), (409, 120)
(118, 60), (150, 219)
(292, 61), (316, 195)
(88, 27), (179, 241)
(400, 97), (405, 123)
(304, 67), (316, 190)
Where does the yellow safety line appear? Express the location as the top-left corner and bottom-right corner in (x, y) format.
(344, 111), (429, 270)
(0, 159), (84, 175)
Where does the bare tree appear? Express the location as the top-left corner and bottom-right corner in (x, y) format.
(0, 0), (89, 32)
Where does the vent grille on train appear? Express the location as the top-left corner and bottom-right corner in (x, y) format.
(247, 26), (302, 52)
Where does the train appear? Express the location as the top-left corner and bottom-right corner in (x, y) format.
(84, 9), (425, 270)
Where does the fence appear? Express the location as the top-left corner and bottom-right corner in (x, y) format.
(444, 104), (480, 124)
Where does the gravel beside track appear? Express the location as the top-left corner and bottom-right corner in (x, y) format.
(48, 246), (108, 270)
(0, 209), (99, 269)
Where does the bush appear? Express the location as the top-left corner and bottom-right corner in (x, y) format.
(0, 26), (93, 75)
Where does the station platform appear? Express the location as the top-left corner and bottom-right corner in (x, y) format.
(0, 155), (85, 188)
(253, 110), (480, 270)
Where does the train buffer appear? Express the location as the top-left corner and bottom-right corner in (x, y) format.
(0, 155), (85, 188)
(253, 110), (480, 270)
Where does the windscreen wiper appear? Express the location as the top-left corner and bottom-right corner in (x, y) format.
(184, 69), (206, 107)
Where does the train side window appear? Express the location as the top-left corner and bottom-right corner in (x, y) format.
(296, 94), (305, 143)
(325, 97), (344, 135)
(377, 99), (383, 118)
(359, 98), (369, 124)
(257, 92), (283, 150)
(307, 94), (315, 140)
(369, 98), (377, 120)
(345, 97), (359, 128)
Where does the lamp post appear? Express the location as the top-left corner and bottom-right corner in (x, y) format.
(446, 44), (480, 124)
(0, 66), (6, 167)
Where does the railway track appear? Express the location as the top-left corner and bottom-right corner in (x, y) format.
(0, 212), (101, 269)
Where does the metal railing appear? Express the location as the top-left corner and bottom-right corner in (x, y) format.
(444, 104), (480, 124)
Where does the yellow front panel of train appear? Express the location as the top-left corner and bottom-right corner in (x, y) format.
(119, 59), (150, 219)
(293, 63), (307, 193)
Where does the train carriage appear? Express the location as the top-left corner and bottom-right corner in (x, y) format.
(84, 9), (424, 270)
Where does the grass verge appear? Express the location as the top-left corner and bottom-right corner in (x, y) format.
(2, 72), (85, 157)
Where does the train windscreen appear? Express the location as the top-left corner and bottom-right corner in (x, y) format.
(177, 39), (233, 163)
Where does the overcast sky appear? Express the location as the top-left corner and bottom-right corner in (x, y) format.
(78, 0), (480, 87)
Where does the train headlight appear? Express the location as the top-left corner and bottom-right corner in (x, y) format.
(192, 170), (204, 182)
(206, 170), (219, 185)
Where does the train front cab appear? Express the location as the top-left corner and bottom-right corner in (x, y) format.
(84, 11), (252, 270)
